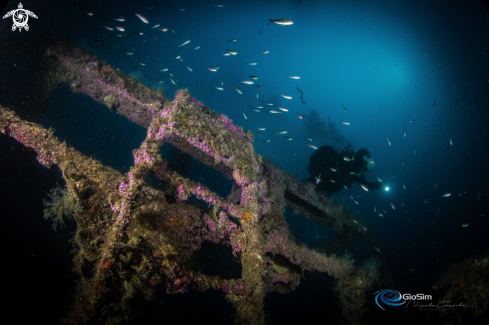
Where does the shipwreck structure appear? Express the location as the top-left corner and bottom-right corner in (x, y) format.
(0, 39), (382, 324)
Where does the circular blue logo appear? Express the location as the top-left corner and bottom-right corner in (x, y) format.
(374, 289), (406, 310)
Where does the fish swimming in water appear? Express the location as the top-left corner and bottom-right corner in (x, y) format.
(135, 13), (149, 24)
(268, 19), (294, 25)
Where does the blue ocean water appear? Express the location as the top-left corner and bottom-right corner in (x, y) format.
(1, 0), (488, 324)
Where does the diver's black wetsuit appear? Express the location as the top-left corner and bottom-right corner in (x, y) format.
(307, 145), (382, 196)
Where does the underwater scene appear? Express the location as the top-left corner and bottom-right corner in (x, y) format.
(1, 0), (488, 324)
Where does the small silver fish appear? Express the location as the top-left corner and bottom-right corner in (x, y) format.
(151, 24), (160, 29)
(296, 113), (303, 119)
(208, 67), (219, 72)
(115, 26), (125, 32)
(249, 75), (258, 79)
(342, 105), (348, 113)
(442, 193), (451, 197)
(284, 136), (293, 140)
(257, 127), (266, 131)
(241, 80), (254, 84)
(261, 50), (270, 54)
(242, 111), (247, 119)
(278, 107), (288, 112)
(227, 49), (237, 55)
(246, 63), (257, 65)
(268, 19), (294, 25)
(103, 26), (114, 30)
(287, 76), (300, 79)
(275, 130), (287, 134)
(385, 137), (391, 146)
(135, 13), (149, 24)
(281, 94), (292, 99)
(215, 87), (223, 90)
(186, 65), (193, 72)
(178, 40), (191, 47)
(227, 39), (237, 42)
(307, 144), (318, 150)
(270, 110), (282, 114)
(234, 87), (243, 94)
(340, 121), (350, 125)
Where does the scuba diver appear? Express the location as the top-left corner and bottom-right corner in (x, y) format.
(307, 145), (382, 196)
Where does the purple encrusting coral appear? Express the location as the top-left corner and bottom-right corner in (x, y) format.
(0, 41), (380, 325)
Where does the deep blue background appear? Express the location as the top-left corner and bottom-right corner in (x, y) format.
(1, 0), (488, 324)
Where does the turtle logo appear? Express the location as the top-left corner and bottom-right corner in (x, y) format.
(2, 3), (38, 32)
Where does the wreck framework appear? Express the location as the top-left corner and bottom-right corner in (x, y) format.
(0, 41), (381, 324)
